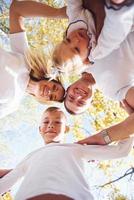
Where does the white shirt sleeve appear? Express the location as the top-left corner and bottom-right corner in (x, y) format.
(0, 152), (33, 195)
(79, 137), (134, 161)
(92, 6), (134, 60)
(66, 0), (83, 21)
(9, 32), (29, 55)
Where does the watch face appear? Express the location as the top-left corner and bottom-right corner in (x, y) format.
(102, 130), (111, 144)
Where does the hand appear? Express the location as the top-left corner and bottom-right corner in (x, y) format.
(77, 134), (106, 145)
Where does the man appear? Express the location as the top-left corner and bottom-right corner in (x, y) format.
(64, 72), (95, 114)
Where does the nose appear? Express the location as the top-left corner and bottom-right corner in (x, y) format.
(48, 122), (54, 129)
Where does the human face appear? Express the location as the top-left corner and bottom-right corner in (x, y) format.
(65, 78), (92, 114)
(34, 80), (64, 102)
(39, 110), (66, 144)
(61, 29), (89, 63)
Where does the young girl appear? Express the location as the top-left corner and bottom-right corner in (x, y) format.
(0, 0), (66, 119)
(52, 0), (134, 73)
(0, 106), (133, 200)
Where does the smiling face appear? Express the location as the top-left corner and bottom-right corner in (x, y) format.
(34, 79), (65, 102)
(64, 73), (95, 114)
(63, 29), (90, 62)
(39, 108), (67, 144)
(53, 29), (90, 69)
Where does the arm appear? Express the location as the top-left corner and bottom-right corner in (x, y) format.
(66, 0), (83, 22)
(92, 6), (134, 60)
(0, 169), (12, 178)
(10, 0), (67, 34)
(0, 150), (34, 195)
(78, 113), (134, 145)
(83, 0), (105, 39)
(79, 137), (134, 161)
(0, 164), (27, 195)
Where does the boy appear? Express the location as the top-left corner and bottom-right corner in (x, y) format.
(0, 107), (133, 200)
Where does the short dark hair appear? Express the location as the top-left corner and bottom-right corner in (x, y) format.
(45, 106), (66, 119)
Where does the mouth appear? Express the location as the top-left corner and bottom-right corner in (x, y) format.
(40, 85), (50, 97)
(45, 131), (57, 135)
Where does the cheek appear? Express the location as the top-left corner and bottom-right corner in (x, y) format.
(40, 125), (47, 132)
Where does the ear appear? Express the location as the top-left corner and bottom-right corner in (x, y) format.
(39, 126), (41, 134)
(83, 57), (90, 65)
(65, 126), (70, 133)
(88, 73), (96, 85)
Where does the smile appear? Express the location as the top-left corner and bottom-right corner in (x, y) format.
(40, 86), (50, 97)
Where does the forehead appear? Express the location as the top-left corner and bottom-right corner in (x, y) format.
(42, 110), (66, 120)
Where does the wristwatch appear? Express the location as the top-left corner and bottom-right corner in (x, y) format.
(101, 129), (112, 144)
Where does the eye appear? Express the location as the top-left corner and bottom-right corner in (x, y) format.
(43, 121), (49, 124)
(55, 121), (62, 124)
(68, 95), (74, 101)
(74, 47), (80, 53)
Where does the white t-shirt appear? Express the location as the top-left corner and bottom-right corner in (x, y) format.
(0, 32), (30, 118)
(66, 0), (96, 62)
(0, 138), (133, 200)
(92, 2), (134, 60)
(85, 32), (134, 101)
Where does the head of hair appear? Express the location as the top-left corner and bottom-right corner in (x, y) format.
(25, 48), (52, 80)
(44, 106), (66, 120)
(52, 43), (87, 75)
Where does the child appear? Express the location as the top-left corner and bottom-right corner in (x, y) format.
(0, 0), (66, 118)
(0, 107), (133, 200)
(52, 0), (96, 72)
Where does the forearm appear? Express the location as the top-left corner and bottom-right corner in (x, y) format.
(92, 113), (134, 143)
(107, 113), (134, 141)
(10, 0), (67, 34)
(78, 113), (134, 145)
(82, 137), (134, 161)
(10, 0), (67, 19)
(0, 170), (18, 195)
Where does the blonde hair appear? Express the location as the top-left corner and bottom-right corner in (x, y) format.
(25, 48), (52, 80)
(52, 42), (87, 76)
(24, 48), (65, 103)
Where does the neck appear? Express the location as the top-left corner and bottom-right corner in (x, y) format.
(26, 79), (37, 95)
(45, 140), (62, 145)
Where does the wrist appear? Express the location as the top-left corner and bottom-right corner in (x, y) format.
(99, 129), (112, 144)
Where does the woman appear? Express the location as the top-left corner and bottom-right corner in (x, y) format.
(0, 0), (67, 118)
